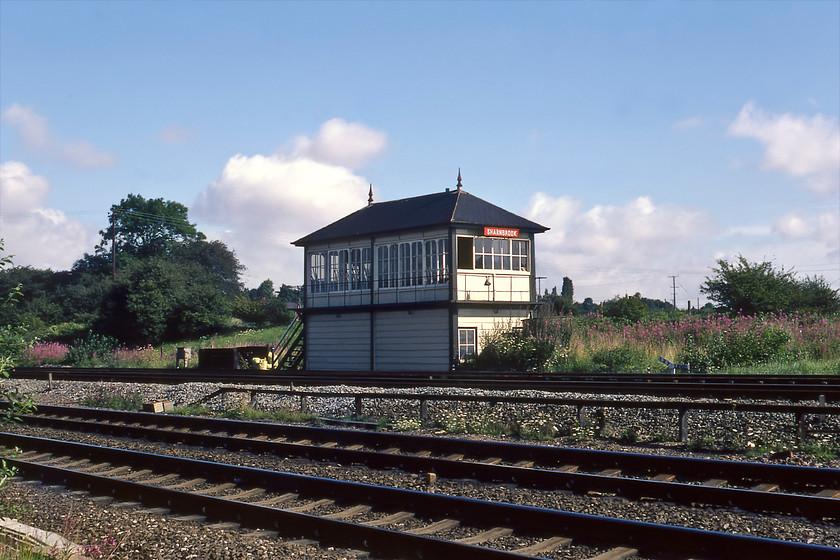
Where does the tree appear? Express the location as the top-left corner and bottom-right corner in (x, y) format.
(542, 286), (575, 315)
(560, 277), (574, 301)
(601, 293), (648, 323)
(578, 297), (599, 315)
(236, 279), (294, 328)
(0, 241), (36, 489)
(701, 256), (838, 314)
(96, 258), (232, 345)
(701, 256), (793, 315)
(249, 279), (275, 301)
(171, 239), (243, 298)
(794, 276), (840, 314)
(276, 284), (302, 303)
(96, 194), (206, 263)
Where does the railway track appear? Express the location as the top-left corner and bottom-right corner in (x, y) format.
(7, 404), (840, 521)
(10, 367), (840, 400)
(2, 431), (837, 560)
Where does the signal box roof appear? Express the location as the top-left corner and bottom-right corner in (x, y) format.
(293, 188), (548, 246)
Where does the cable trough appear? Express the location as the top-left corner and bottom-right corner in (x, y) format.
(11, 405), (840, 520)
(1, 432), (836, 560)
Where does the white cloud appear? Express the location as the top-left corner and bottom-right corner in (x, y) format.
(728, 102), (840, 196)
(290, 118), (387, 168)
(0, 160), (50, 213)
(524, 190), (840, 303)
(524, 193), (717, 301)
(2, 103), (116, 169)
(2, 104), (51, 149)
(673, 116), (704, 129)
(157, 125), (191, 145)
(773, 212), (814, 238)
(0, 161), (99, 270)
(193, 121), (387, 287)
(60, 141), (118, 169)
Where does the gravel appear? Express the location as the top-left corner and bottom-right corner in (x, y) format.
(1, 378), (838, 559)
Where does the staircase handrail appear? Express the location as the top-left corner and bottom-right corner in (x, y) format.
(272, 314), (302, 369)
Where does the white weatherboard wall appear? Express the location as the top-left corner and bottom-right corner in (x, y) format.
(306, 313), (371, 371)
(374, 308), (449, 371)
(457, 307), (530, 354)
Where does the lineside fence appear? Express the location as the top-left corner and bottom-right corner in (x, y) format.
(194, 386), (839, 443)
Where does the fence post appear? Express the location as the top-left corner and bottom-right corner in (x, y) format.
(796, 412), (808, 442)
(300, 395), (309, 414)
(420, 399), (429, 422)
(577, 405), (586, 427)
(47, 372), (53, 391)
(678, 406), (688, 442)
(355, 396), (363, 420)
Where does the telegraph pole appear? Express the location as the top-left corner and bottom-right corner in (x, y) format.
(111, 210), (117, 281)
(669, 275), (678, 310)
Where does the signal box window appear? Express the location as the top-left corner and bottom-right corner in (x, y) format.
(458, 327), (477, 361)
(457, 237), (474, 270)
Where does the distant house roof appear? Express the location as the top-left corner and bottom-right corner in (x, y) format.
(293, 188), (548, 246)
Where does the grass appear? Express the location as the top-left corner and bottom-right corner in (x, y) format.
(169, 403), (316, 424)
(725, 359), (840, 375)
(18, 325), (290, 369)
(18, 312), (840, 374)
(78, 386), (144, 411)
(0, 543), (53, 560)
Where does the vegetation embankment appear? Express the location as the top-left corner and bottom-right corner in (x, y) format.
(477, 257), (839, 374)
(473, 310), (840, 373)
(15, 326), (288, 369)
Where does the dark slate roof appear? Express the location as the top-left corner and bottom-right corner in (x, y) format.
(293, 189), (548, 246)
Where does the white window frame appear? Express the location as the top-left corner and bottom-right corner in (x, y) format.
(309, 252), (327, 294)
(458, 327), (477, 361)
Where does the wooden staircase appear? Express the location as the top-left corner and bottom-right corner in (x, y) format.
(272, 314), (304, 370)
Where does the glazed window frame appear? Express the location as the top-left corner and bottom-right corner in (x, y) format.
(472, 237), (529, 272)
(458, 327), (477, 361)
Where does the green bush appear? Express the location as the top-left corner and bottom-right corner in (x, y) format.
(678, 324), (791, 372)
(64, 331), (119, 366)
(475, 330), (556, 371)
(232, 296), (292, 328)
(79, 385), (144, 411)
(590, 346), (648, 372)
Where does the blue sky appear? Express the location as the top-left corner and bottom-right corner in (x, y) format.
(2, 1), (838, 305)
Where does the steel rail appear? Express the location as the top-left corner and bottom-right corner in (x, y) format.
(13, 366), (840, 383)
(189, 386), (840, 415)
(15, 405), (840, 519)
(2, 433), (836, 560)
(10, 366), (840, 400)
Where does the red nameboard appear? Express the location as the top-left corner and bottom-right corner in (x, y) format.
(484, 227), (519, 238)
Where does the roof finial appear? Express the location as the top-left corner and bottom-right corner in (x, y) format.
(456, 168), (462, 190)
(368, 184), (373, 206)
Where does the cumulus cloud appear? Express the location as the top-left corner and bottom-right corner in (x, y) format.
(0, 161), (99, 269)
(773, 212), (814, 238)
(524, 192), (716, 301)
(157, 125), (191, 145)
(2, 104), (51, 149)
(673, 116), (704, 129)
(524, 189), (840, 303)
(2, 103), (116, 169)
(290, 118), (387, 168)
(728, 102), (840, 196)
(60, 141), (118, 169)
(194, 119), (387, 287)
